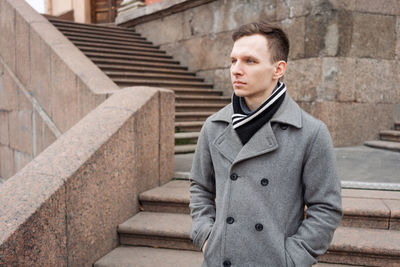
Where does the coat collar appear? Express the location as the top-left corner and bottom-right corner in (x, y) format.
(212, 94), (303, 164)
(211, 94), (303, 129)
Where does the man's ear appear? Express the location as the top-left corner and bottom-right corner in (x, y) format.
(273, 60), (287, 80)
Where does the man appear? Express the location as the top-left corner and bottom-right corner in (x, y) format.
(189, 21), (343, 267)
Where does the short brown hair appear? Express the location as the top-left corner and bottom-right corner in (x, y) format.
(232, 21), (290, 63)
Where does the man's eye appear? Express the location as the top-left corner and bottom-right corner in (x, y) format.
(247, 58), (255, 63)
(231, 59), (237, 64)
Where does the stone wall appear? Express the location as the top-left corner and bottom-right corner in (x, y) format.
(0, 0), (119, 181)
(0, 86), (175, 266)
(118, 0), (400, 146)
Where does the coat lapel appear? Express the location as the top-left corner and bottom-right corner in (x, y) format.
(210, 95), (302, 165)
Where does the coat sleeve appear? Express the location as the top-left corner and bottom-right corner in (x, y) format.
(285, 122), (343, 266)
(189, 120), (216, 250)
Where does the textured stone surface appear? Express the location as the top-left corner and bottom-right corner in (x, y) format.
(29, 28), (52, 115)
(34, 111), (57, 156)
(350, 13), (396, 59)
(354, 59), (399, 104)
(8, 109), (33, 155)
(0, 0), (16, 72)
(396, 16), (400, 60)
(0, 69), (18, 111)
(50, 51), (78, 133)
(13, 150), (32, 173)
(197, 68), (231, 95)
(281, 16), (306, 60)
(284, 58), (322, 102)
(77, 79), (108, 121)
(353, 0), (400, 16)
(321, 57), (356, 102)
(0, 86), (174, 266)
(15, 11), (31, 88)
(0, 145), (14, 179)
(94, 246), (203, 267)
(0, 111), (9, 146)
(159, 89), (175, 185)
(383, 199), (400, 230)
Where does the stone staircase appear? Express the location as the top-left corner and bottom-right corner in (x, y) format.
(364, 122), (400, 152)
(94, 180), (400, 266)
(48, 18), (230, 154)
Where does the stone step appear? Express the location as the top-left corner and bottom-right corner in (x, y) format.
(97, 64), (196, 76)
(364, 140), (400, 152)
(85, 51), (179, 64)
(140, 180), (190, 214)
(49, 18), (139, 35)
(395, 121), (400, 131)
(93, 246), (358, 267)
(55, 25), (146, 40)
(175, 95), (230, 104)
(319, 227), (400, 266)
(175, 121), (204, 132)
(175, 144), (197, 154)
(104, 71), (203, 82)
(117, 210), (400, 266)
(176, 103), (225, 112)
(380, 130), (400, 142)
(118, 212), (197, 251)
(94, 246), (203, 267)
(62, 31), (151, 45)
(90, 57), (187, 70)
(113, 78), (213, 89)
(74, 41), (164, 54)
(169, 88), (223, 96)
(139, 181), (400, 230)
(175, 132), (200, 146)
(176, 111), (214, 122)
(78, 46), (171, 58)
(67, 36), (157, 48)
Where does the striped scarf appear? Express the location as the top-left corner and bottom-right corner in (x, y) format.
(232, 82), (287, 144)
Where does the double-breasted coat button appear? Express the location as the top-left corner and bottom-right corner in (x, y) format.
(226, 217), (234, 224)
(223, 260), (231, 267)
(260, 178), (269, 186)
(230, 173), (238, 181)
(280, 124), (288, 130)
(255, 223), (264, 231)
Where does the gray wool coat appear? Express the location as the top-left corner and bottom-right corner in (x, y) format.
(189, 94), (343, 267)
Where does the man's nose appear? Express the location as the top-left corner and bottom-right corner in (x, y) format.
(231, 61), (243, 76)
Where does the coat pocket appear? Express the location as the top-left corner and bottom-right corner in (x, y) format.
(203, 224), (217, 258)
(284, 238), (295, 267)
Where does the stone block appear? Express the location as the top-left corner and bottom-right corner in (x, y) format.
(350, 13), (396, 59)
(13, 150), (32, 174)
(197, 68), (231, 96)
(0, 145), (14, 179)
(183, 0), (276, 37)
(284, 58), (322, 102)
(321, 57), (356, 102)
(34, 111), (57, 157)
(0, 0), (16, 72)
(18, 87), (32, 111)
(15, 11), (31, 88)
(281, 16), (306, 60)
(0, 169), (67, 266)
(311, 101), (393, 146)
(158, 89), (175, 185)
(162, 31), (233, 71)
(396, 16), (400, 60)
(134, 92), (160, 189)
(50, 51), (79, 133)
(354, 0), (400, 16)
(30, 28), (52, 115)
(8, 109), (33, 155)
(328, 0), (356, 11)
(354, 59), (399, 104)
(77, 78), (107, 120)
(383, 199), (400, 230)
(135, 12), (185, 45)
(0, 110), (9, 146)
(336, 10), (353, 57)
(0, 69), (19, 111)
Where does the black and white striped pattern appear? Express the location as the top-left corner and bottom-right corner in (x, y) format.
(231, 82), (286, 144)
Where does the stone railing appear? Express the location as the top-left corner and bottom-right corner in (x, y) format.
(0, 86), (175, 266)
(0, 0), (120, 179)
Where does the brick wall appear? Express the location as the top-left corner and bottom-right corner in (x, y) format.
(120, 0), (400, 146)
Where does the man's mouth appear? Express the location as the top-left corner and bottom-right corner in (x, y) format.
(233, 81), (246, 85)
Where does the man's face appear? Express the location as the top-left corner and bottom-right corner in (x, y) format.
(230, 34), (278, 104)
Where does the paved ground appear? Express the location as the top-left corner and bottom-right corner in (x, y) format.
(175, 146), (400, 188)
